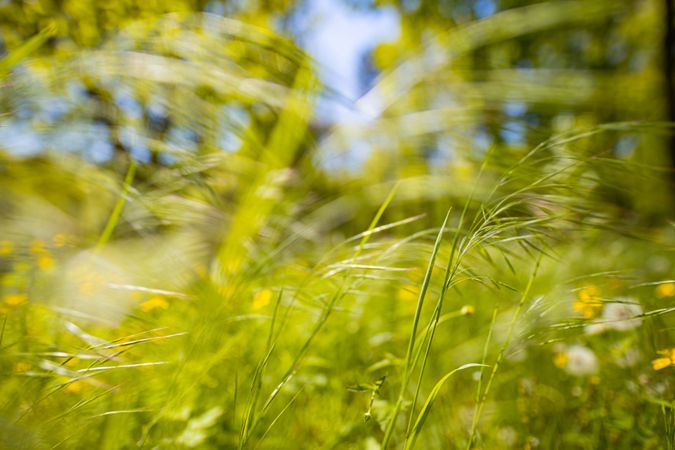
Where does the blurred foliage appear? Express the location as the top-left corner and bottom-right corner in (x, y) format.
(0, 0), (674, 449)
(365, 0), (673, 215)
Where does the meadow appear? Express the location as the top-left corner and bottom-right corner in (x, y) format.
(0, 2), (674, 449)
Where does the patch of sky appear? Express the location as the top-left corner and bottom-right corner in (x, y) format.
(287, 0), (400, 124)
(400, 0), (420, 13)
(89, 138), (114, 163)
(474, 0), (496, 19)
(504, 101), (527, 118)
(218, 129), (242, 152)
(51, 126), (87, 152)
(474, 127), (494, 153)
(42, 122), (114, 160)
(35, 96), (71, 125)
(614, 135), (637, 159)
(119, 125), (151, 162)
(13, 98), (34, 121)
(168, 127), (198, 153)
(500, 121), (525, 145)
(205, 0), (226, 15)
(341, 140), (372, 172)
(115, 87), (143, 120)
(66, 80), (88, 101)
(0, 120), (44, 156)
(147, 98), (167, 121)
(130, 145), (152, 163)
(84, 123), (114, 163)
(218, 104), (248, 151)
(221, 104), (249, 127)
(158, 152), (178, 166)
(205, 0), (245, 16)
(429, 136), (455, 169)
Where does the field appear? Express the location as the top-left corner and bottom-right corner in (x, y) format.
(0, 2), (674, 449)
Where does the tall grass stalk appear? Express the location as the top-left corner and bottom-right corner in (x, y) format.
(467, 254), (542, 448)
(380, 209), (451, 448)
(96, 159), (137, 250)
(243, 184), (399, 447)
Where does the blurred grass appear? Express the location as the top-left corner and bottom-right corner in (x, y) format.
(0, 6), (674, 450)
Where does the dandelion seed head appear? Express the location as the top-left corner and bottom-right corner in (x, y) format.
(563, 345), (598, 376)
(602, 299), (642, 331)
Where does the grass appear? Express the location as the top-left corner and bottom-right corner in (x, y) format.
(0, 8), (674, 450)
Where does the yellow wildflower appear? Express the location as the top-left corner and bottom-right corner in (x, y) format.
(461, 305), (475, 316)
(36, 253), (54, 271)
(652, 357), (671, 371)
(398, 286), (419, 302)
(3, 293), (28, 306)
(573, 286), (603, 318)
(65, 380), (83, 393)
(652, 348), (675, 371)
(656, 282), (675, 298)
(0, 240), (13, 255)
(553, 352), (568, 368)
(253, 289), (273, 310)
(140, 296), (169, 313)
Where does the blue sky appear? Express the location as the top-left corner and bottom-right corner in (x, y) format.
(288, 0), (400, 122)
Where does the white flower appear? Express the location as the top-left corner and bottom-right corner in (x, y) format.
(603, 299), (643, 331)
(565, 345), (598, 376)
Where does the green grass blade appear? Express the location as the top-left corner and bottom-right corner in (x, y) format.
(405, 363), (488, 450)
(96, 159), (137, 250)
(381, 207), (451, 448)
